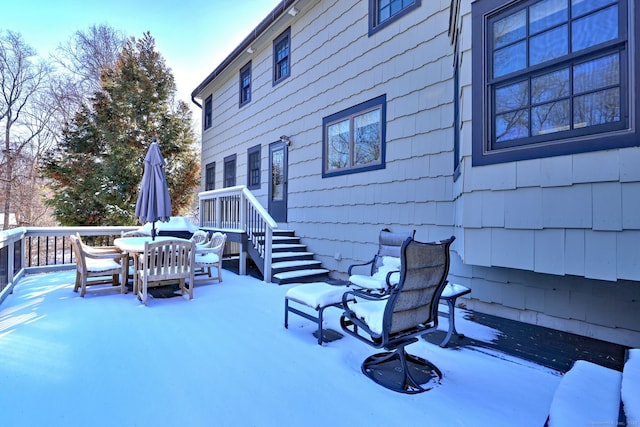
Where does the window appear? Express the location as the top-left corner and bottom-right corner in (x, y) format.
(273, 28), (291, 85)
(472, 0), (638, 165)
(322, 95), (386, 178)
(205, 162), (215, 191)
(204, 95), (212, 130)
(239, 61), (251, 107)
(247, 145), (261, 189)
(223, 155), (236, 188)
(369, 0), (421, 35)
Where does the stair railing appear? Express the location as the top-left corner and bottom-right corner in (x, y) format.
(198, 185), (277, 281)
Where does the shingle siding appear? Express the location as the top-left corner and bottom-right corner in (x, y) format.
(194, 0), (640, 346)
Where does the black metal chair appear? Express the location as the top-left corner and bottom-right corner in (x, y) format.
(347, 228), (415, 294)
(340, 236), (455, 394)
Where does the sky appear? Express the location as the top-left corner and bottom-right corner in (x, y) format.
(0, 268), (574, 427)
(3, 0), (280, 109)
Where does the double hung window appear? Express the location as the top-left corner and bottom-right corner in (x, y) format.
(369, 0), (421, 34)
(322, 95), (386, 177)
(472, 0), (637, 165)
(204, 95), (212, 130)
(247, 145), (261, 189)
(273, 28), (291, 85)
(239, 62), (251, 107)
(223, 155), (236, 188)
(205, 162), (215, 191)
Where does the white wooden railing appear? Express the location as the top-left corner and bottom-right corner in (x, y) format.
(0, 225), (138, 305)
(199, 185), (277, 282)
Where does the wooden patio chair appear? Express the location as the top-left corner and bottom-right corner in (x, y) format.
(136, 239), (195, 305)
(340, 236), (455, 394)
(70, 234), (123, 297)
(194, 232), (227, 282)
(189, 230), (209, 246)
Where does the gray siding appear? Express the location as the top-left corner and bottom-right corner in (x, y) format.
(195, 0), (639, 346)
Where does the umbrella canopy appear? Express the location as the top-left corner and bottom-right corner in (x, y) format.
(135, 140), (172, 239)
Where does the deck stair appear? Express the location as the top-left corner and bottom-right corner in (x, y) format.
(268, 230), (330, 284)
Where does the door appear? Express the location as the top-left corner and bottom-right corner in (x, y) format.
(268, 141), (288, 222)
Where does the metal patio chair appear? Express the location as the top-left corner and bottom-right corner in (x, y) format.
(340, 236), (455, 393)
(348, 228), (415, 294)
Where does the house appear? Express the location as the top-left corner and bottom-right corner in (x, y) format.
(191, 0), (640, 347)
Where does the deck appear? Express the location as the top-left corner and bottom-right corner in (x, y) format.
(0, 266), (628, 426)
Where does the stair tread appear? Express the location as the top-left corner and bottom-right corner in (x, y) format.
(273, 268), (330, 280)
(272, 236), (299, 241)
(272, 251), (313, 258)
(272, 260), (321, 269)
(273, 243), (306, 249)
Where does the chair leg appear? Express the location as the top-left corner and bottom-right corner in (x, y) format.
(361, 344), (442, 394)
(80, 276), (87, 297)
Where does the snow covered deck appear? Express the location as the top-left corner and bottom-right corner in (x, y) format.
(0, 268), (626, 426)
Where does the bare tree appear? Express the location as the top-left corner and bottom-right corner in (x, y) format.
(0, 31), (53, 230)
(51, 24), (125, 122)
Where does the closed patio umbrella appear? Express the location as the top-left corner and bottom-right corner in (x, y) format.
(135, 139), (172, 240)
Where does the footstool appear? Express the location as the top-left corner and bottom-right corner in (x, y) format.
(438, 283), (471, 347)
(285, 282), (353, 345)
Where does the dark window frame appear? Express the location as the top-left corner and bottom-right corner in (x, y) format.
(322, 94), (387, 178)
(205, 162), (215, 191)
(273, 28), (291, 85)
(472, 0), (638, 166)
(247, 144), (261, 190)
(204, 95), (213, 130)
(368, 0), (421, 36)
(223, 154), (236, 188)
(239, 61), (252, 107)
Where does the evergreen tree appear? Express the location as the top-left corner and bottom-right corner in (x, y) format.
(41, 32), (200, 226)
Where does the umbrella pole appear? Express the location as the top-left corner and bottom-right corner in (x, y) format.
(152, 221), (157, 240)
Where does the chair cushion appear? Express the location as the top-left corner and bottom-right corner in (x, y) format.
(286, 282), (351, 310)
(350, 256), (400, 291)
(349, 274), (388, 290)
(85, 258), (120, 272)
(195, 253), (220, 265)
(351, 299), (387, 335)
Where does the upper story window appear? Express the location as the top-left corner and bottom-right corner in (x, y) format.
(472, 0), (638, 165)
(273, 28), (291, 85)
(204, 95), (212, 130)
(239, 61), (251, 107)
(322, 94), (386, 178)
(223, 154), (236, 188)
(205, 162), (215, 191)
(247, 145), (261, 189)
(369, 0), (421, 35)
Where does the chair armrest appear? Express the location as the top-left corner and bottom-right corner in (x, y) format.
(84, 246), (121, 255)
(83, 251), (121, 261)
(196, 246), (223, 255)
(347, 256), (376, 275)
(342, 287), (389, 308)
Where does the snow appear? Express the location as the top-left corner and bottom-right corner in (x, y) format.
(546, 360), (622, 426)
(0, 270), (562, 427)
(622, 349), (640, 423)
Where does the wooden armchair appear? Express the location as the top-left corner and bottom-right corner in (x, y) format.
(340, 236), (455, 393)
(70, 235), (123, 297)
(194, 232), (227, 282)
(136, 239), (195, 305)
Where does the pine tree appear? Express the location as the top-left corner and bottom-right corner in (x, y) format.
(41, 32), (200, 226)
